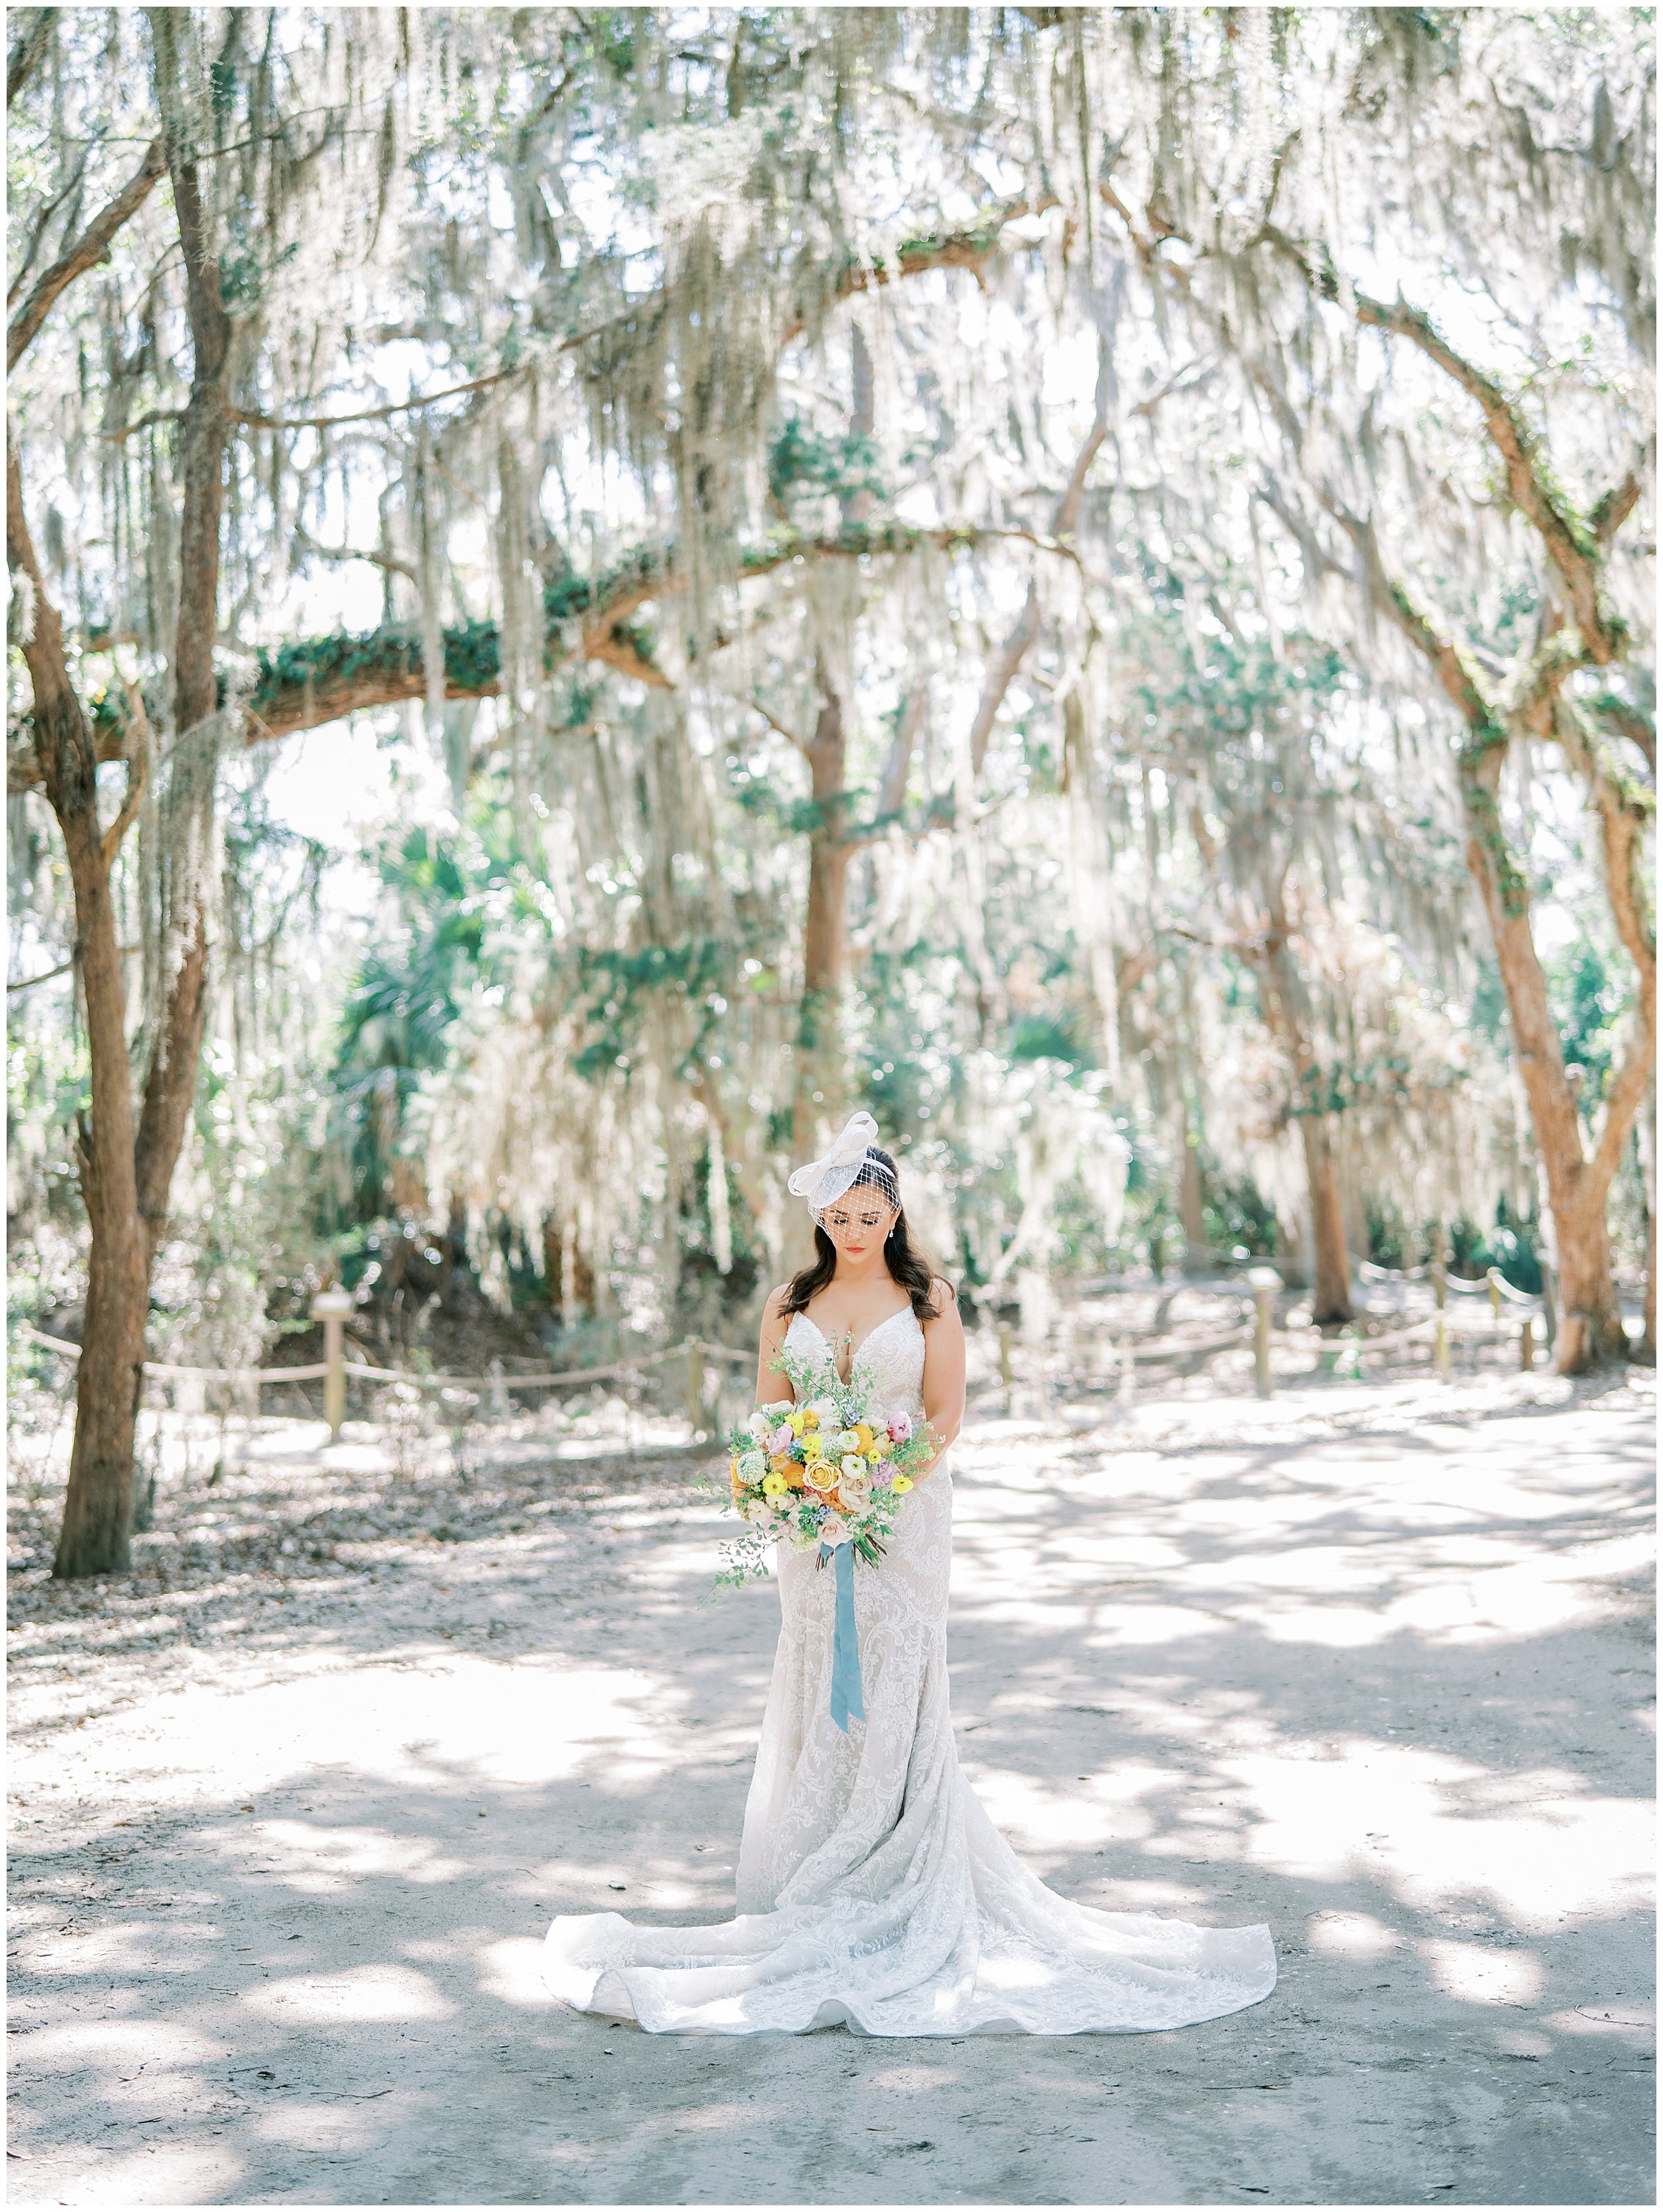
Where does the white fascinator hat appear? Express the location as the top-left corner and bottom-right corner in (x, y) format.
(787, 1111), (901, 1220)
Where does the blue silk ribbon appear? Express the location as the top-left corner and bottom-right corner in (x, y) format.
(821, 1540), (865, 1732)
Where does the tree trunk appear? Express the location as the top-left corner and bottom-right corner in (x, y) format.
(8, 446), (148, 1576)
(792, 656), (852, 1163)
(1298, 1111), (1354, 1327)
(137, 11), (231, 1264)
(1348, 552), (1646, 1373)
(1251, 879), (1353, 1325)
(1636, 1103), (1656, 1365)
(1178, 1106), (1207, 1272)
(11, 18), (235, 1578)
(56, 802), (148, 1576)
(59, 1109), (148, 1578)
(1458, 734), (1631, 1368)
(1062, 684), (1120, 1083)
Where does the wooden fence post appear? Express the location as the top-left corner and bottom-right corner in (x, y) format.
(1248, 1268), (1280, 1399)
(310, 1289), (353, 1441)
(1431, 1228), (1450, 1381)
(686, 1343), (706, 1439)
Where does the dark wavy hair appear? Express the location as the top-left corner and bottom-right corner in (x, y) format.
(780, 1145), (952, 1321)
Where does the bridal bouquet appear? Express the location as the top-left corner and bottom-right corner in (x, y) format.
(713, 1340), (932, 1591)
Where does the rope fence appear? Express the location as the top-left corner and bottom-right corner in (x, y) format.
(23, 1252), (1567, 1443)
(25, 1324), (755, 1441)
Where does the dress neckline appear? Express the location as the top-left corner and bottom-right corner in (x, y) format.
(794, 1304), (920, 1383)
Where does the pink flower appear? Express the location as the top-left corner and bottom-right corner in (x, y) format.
(875, 1461), (896, 1487)
(885, 1411), (913, 1444)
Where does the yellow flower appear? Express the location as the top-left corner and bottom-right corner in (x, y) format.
(801, 1409), (820, 1431)
(890, 1474), (913, 1493)
(786, 1410), (806, 1435)
(864, 1441), (883, 1461)
(800, 1432), (824, 1460)
(854, 1423), (874, 1451)
(762, 1472), (788, 1496)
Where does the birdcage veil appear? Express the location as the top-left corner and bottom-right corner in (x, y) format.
(787, 1111), (899, 1218)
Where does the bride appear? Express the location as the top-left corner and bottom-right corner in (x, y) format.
(543, 1113), (1276, 2036)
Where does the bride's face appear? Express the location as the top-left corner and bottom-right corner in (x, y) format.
(821, 1192), (899, 1263)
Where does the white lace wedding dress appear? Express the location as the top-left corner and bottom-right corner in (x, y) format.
(542, 1307), (1277, 2035)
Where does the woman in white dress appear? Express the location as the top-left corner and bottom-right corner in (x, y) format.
(544, 1113), (1276, 2036)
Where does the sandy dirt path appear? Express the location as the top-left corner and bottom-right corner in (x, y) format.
(7, 1367), (1654, 2205)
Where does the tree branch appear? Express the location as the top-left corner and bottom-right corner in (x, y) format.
(7, 519), (1072, 778)
(1591, 468), (1644, 545)
(780, 199), (1054, 343)
(98, 672), (151, 870)
(7, 7), (54, 106)
(1131, 356), (1216, 417)
(877, 685), (925, 819)
(1589, 690), (1656, 771)
(7, 139), (166, 371)
(8, 145), (90, 304)
(6, 430), (88, 798)
(293, 525), (416, 581)
(1250, 223), (1625, 666)
(1553, 702), (1657, 992)
(745, 697), (811, 755)
(967, 332), (1112, 775)
(104, 203), (1051, 445)
(585, 621), (673, 689)
(1254, 480), (1351, 584)
(1588, 1010), (1657, 1193)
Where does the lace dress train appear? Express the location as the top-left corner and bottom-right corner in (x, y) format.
(543, 1309), (1277, 2036)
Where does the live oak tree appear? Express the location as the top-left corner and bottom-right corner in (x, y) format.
(7, 10), (1088, 1569)
(8, 11), (1652, 1588)
(1090, 7), (1654, 1369)
(8, 8), (453, 1571)
(9, 9), (236, 1577)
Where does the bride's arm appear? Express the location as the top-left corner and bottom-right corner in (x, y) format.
(754, 1287), (796, 1409)
(915, 1281), (967, 1473)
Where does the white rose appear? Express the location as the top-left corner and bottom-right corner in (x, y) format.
(737, 1451), (767, 1482)
(747, 1408), (772, 1437)
(820, 1515), (850, 1547)
(808, 1397), (839, 1428)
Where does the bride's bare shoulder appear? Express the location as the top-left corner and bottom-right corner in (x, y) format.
(761, 1284), (797, 1331)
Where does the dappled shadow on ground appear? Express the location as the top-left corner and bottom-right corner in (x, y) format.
(6, 1378), (1654, 2205)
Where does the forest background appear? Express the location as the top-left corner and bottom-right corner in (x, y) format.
(7, 6), (1655, 1579)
